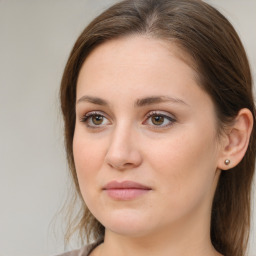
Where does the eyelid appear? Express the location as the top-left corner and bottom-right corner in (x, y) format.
(145, 110), (176, 119)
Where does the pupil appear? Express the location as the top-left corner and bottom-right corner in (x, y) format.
(92, 115), (103, 125)
(152, 115), (164, 125)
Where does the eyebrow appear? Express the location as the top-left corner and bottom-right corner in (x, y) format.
(135, 96), (188, 107)
(76, 95), (188, 107)
(76, 95), (108, 106)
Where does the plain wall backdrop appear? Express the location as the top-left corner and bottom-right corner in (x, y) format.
(0, 1), (255, 255)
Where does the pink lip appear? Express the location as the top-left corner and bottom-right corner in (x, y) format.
(103, 181), (152, 200)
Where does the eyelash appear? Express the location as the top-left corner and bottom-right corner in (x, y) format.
(79, 111), (176, 129)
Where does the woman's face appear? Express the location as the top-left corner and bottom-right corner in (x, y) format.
(73, 36), (223, 238)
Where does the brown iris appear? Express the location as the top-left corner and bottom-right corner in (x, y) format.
(92, 115), (104, 125)
(151, 115), (164, 125)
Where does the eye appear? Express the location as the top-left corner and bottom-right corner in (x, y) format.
(79, 111), (111, 128)
(143, 111), (176, 128)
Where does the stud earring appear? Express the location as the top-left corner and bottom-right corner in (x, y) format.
(224, 159), (230, 165)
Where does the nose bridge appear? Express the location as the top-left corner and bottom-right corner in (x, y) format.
(105, 120), (142, 169)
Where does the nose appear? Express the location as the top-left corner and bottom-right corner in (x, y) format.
(105, 123), (142, 170)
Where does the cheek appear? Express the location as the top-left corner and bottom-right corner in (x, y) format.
(72, 128), (106, 198)
(146, 127), (218, 211)
(73, 140), (102, 174)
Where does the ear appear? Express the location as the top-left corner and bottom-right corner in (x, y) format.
(217, 108), (254, 170)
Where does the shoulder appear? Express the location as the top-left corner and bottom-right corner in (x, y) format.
(56, 241), (102, 256)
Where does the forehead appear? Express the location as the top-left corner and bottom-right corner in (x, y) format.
(77, 35), (197, 88)
(82, 35), (195, 69)
(76, 35), (212, 110)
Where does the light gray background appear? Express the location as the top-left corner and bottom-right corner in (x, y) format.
(0, 1), (255, 255)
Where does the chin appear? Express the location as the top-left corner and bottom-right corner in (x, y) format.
(97, 208), (155, 237)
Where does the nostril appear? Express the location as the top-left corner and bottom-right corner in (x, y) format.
(106, 153), (142, 170)
(108, 162), (133, 170)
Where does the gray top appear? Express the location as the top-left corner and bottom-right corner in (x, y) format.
(56, 241), (102, 256)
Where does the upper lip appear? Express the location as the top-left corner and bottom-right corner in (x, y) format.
(103, 180), (152, 190)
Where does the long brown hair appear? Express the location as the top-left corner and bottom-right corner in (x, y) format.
(59, 0), (256, 255)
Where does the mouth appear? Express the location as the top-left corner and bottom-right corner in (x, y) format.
(103, 180), (152, 200)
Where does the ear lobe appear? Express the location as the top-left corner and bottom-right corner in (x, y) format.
(217, 108), (253, 170)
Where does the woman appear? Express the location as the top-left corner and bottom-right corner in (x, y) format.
(58, 0), (256, 255)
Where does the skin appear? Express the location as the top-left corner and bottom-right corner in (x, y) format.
(73, 35), (230, 256)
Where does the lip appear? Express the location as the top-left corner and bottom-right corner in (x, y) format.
(103, 180), (152, 200)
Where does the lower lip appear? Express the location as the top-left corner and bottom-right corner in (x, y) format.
(104, 188), (150, 200)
